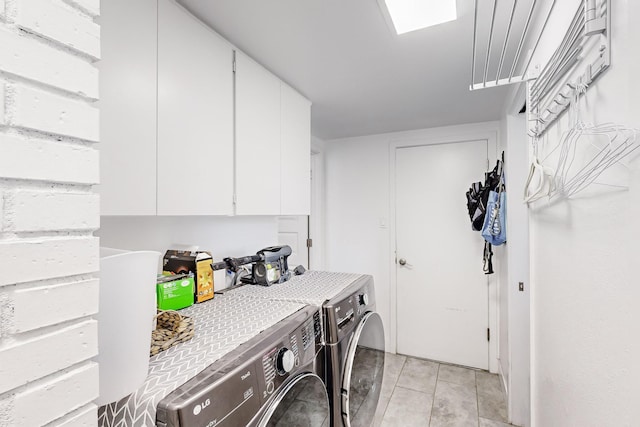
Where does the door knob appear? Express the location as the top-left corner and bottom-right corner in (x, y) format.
(398, 258), (407, 266)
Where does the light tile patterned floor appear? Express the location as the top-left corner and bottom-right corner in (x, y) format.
(374, 353), (518, 427)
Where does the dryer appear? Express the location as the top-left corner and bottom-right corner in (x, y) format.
(224, 271), (386, 427)
(156, 305), (329, 427)
(324, 275), (385, 427)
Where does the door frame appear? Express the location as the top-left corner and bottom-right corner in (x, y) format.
(388, 126), (500, 373)
(310, 143), (325, 270)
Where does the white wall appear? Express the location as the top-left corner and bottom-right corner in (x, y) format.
(98, 216), (279, 289)
(0, 0), (100, 425)
(310, 135), (327, 270)
(325, 122), (502, 367)
(325, 132), (391, 347)
(497, 87), (531, 427)
(524, 0), (640, 425)
(497, 116), (509, 387)
(504, 113), (530, 427)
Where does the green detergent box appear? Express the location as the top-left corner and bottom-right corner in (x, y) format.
(156, 273), (195, 310)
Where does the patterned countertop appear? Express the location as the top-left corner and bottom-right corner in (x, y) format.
(226, 271), (368, 345)
(226, 270), (366, 306)
(98, 293), (305, 427)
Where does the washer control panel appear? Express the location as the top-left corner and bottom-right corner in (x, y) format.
(258, 310), (319, 402)
(156, 306), (322, 427)
(276, 348), (295, 375)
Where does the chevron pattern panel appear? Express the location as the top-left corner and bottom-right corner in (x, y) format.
(98, 294), (304, 427)
(228, 271), (365, 306)
(227, 271), (367, 345)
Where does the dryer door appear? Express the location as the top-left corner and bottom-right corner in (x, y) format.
(258, 373), (329, 427)
(342, 311), (385, 427)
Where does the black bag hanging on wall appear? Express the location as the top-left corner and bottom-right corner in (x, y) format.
(466, 153), (505, 275)
(483, 242), (494, 275)
(466, 181), (485, 231)
(466, 159), (503, 231)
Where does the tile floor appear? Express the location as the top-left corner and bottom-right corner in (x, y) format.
(374, 353), (517, 427)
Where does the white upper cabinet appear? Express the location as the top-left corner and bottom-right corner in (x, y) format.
(157, 0), (234, 215)
(100, 0), (310, 217)
(235, 52), (282, 215)
(280, 83), (311, 215)
(99, 0), (157, 215)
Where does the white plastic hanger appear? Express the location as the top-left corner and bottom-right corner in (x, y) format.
(548, 85), (639, 198)
(524, 135), (556, 203)
(526, 81), (639, 202)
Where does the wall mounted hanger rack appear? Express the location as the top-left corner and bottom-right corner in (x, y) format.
(470, 0), (611, 127)
(529, 0), (610, 137)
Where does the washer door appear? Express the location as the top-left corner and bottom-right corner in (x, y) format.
(258, 373), (329, 427)
(342, 311), (385, 427)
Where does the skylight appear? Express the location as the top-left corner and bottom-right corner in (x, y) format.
(382, 0), (457, 35)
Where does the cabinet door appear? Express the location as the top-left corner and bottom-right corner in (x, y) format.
(99, 0), (157, 215)
(280, 84), (311, 215)
(157, 0), (234, 215)
(235, 52), (281, 215)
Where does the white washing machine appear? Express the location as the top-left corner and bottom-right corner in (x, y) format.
(156, 305), (330, 427)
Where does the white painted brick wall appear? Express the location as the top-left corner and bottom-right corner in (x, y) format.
(0, 0), (100, 424)
(0, 134), (99, 184)
(0, 27), (99, 99)
(63, 0), (99, 18)
(4, 191), (100, 231)
(51, 405), (98, 427)
(12, 279), (99, 333)
(8, 363), (98, 427)
(0, 320), (98, 394)
(12, 83), (100, 142)
(0, 237), (99, 286)
(0, 82), (5, 124)
(17, 0), (100, 59)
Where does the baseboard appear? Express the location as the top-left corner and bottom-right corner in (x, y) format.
(497, 359), (509, 397)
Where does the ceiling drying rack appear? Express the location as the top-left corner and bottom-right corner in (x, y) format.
(470, 0), (556, 90)
(471, 0), (611, 137)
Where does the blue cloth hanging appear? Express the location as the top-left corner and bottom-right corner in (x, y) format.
(481, 190), (506, 246)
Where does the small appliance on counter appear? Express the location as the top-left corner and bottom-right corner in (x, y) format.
(212, 245), (294, 287)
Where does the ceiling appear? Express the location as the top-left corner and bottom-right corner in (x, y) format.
(178, 0), (511, 140)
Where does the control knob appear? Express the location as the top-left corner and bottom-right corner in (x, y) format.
(276, 348), (295, 375)
(358, 293), (369, 306)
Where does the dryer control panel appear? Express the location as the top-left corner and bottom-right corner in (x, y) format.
(323, 275), (376, 344)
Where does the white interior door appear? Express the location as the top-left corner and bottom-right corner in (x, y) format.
(277, 216), (309, 269)
(395, 140), (489, 369)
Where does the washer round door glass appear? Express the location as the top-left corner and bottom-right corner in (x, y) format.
(343, 311), (385, 427)
(259, 373), (329, 427)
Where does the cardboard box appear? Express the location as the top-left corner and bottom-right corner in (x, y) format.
(156, 273), (195, 310)
(163, 250), (214, 303)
